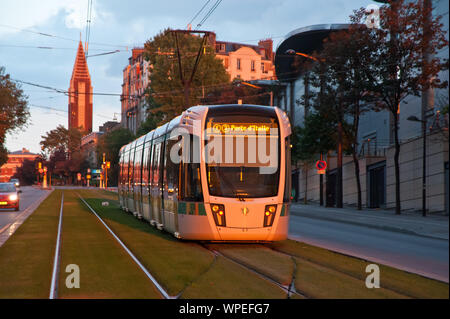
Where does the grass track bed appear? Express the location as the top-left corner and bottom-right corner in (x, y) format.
(0, 190), (61, 298)
(57, 191), (162, 298)
(269, 240), (449, 299)
(80, 190), (289, 298)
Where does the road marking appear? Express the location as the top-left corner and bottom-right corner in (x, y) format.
(49, 193), (64, 299)
(77, 194), (174, 299)
(0, 223), (11, 235)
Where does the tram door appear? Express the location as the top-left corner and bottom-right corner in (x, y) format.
(292, 169), (299, 202)
(151, 139), (165, 227)
(368, 162), (386, 208)
(326, 169), (337, 207)
(162, 136), (180, 233)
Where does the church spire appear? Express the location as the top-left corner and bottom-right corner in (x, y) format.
(71, 40), (90, 81)
(68, 41), (93, 133)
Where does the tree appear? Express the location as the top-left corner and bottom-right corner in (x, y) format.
(312, 12), (377, 210)
(201, 80), (272, 105)
(40, 125), (85, 157)
(135, 112), (163, 137)
(13, 158), (41, 185)
(40, 125), (86, 183)
(293, 112), (337, 203)
(0, 67), (30, 166)
(144, 29), (230, 122)
(97, 127), (135, 186)
(363, 0), (448, 214)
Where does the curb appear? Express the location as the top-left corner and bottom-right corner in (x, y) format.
(289, 210), (449, 241)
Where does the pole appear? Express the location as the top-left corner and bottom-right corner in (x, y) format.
(422, 118), (427, 217)
(421, 0), (432, 217)
(320, 153), (324, 206)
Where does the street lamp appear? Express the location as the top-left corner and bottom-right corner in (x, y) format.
(285, 49), (321, 62)
(407, 113), (432, 217)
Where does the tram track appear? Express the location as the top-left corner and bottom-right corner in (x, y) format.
(199, 243), (307, 299)
(77, 193), (175, 299)
(264, 244), (415, 299)
(49, 192), (64, 299)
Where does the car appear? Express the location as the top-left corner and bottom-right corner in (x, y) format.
(9, 178), (20, 188)
(0, 183), (20, 211)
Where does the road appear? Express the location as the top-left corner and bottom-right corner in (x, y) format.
(0, 186), (48, 233)
(288, 214), (449, 283)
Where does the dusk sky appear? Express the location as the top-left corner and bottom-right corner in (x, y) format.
(1, 0), (379, 154)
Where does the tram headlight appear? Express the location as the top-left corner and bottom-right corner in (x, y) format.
(210, 203), (226, 227)
(263, 205), (277, 227)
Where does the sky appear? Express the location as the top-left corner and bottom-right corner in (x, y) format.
(1, 0), (380, 154)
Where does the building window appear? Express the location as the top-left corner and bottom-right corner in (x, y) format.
(220, 44), (225, 52)
(236, 74), (241, 79)
(237, 58), (241, 70)
(251, 60), (255, 72)
(224, 57), (229, 69)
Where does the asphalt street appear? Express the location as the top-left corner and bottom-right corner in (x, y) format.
(0, 186), (47, 232)
(288, 214), (449, 282)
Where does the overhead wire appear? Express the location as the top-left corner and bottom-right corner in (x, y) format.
(85, 0), (93, 57)
(188, 0), (212, 27)
(195, 0), (223, 29)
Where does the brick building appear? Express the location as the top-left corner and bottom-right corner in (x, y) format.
(214, 38), (276, 81)
(0, 148), (39, 182)
(120, 34), (276, 133)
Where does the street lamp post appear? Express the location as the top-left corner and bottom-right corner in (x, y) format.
(407, 111), (433, 217)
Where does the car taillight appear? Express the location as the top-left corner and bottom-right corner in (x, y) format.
(210, 204), (226, 226)
(263, 205), (277, 227)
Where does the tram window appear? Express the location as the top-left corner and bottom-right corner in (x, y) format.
(142, 143), (150, 187)
(123, 151), (129, 189)
(151, 143), (161, 187)
(164, 136), (180, 195)
(283, 136), (292, 203)
(128, 148), (134, 188)
(181, 134), (203, 201)
(134, 145), (143, 187)
(204, 114), (280, 198)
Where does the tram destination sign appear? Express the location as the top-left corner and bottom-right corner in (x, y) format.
(208, 123), (276, 135)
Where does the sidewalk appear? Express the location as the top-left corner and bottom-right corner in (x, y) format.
(289, 202), (449, 240)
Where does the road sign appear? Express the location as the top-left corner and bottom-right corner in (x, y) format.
(316, 160), (327, 170)
(317, 169), (326, 174)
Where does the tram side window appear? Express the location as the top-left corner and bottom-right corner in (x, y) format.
(152, 143), (161, 188)
(124, 151), (129, 189)
(142, 144), (150, 188)
(181, 134), (203, 201)
(283, 136), (292, 203)
(164, 135), (180, 195)
(135, 145), (143, 187)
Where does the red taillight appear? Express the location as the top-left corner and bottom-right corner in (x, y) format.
(264, 205), (277, 227)
(210, 204), (226, 226)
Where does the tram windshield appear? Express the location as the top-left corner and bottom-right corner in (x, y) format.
(205, 114), (280, 198)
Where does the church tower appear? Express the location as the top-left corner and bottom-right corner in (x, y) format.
(68, 41), (93, 133)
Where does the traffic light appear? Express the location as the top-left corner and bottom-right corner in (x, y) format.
(38, 162), (42, 169)
(106, 161), (110, 169)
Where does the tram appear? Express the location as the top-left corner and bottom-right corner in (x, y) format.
(118, 104), (292, 241)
